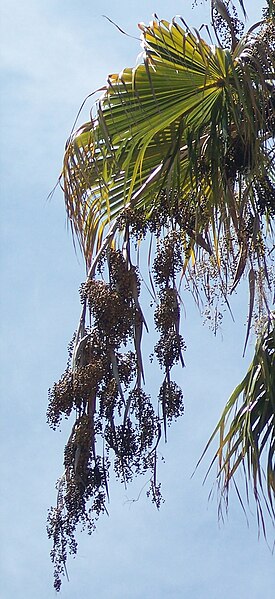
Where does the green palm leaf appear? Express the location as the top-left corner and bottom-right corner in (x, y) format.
(203, 313), (275, 529)
(63, 17), (274, 280)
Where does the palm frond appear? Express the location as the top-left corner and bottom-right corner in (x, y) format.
(203, 312), (275, 529)
(63, 18), (274, 287)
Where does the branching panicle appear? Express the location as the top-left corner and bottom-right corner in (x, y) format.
(48, 249), (185, 590)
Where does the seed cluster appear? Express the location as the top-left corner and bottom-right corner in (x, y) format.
(153, 232), (183, 285)
(153, 236), (186, 365)
(151, 233), (186, 432)
(224, 137), (253, 180)
(48, 249), (180, 591)
(212, 0), (244, 49)
(254, 176), (275, 216)
(158, 381), (184, 426)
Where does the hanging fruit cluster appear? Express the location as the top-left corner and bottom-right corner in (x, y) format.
(47, 247), (185, 591)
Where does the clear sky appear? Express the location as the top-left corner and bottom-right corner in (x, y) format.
(1, 1), (274, 598)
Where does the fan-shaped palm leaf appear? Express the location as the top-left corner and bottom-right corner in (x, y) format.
(63, 17), (274, 271)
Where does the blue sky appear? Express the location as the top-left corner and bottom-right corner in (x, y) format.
(1, 1), (274, 598)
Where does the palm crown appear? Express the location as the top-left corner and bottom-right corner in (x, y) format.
(49, 1), (275, 591)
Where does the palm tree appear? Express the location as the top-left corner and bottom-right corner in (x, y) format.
(47, 1), (275, 590)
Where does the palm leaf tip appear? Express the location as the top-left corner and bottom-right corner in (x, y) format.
(206, 312), (275, 530)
